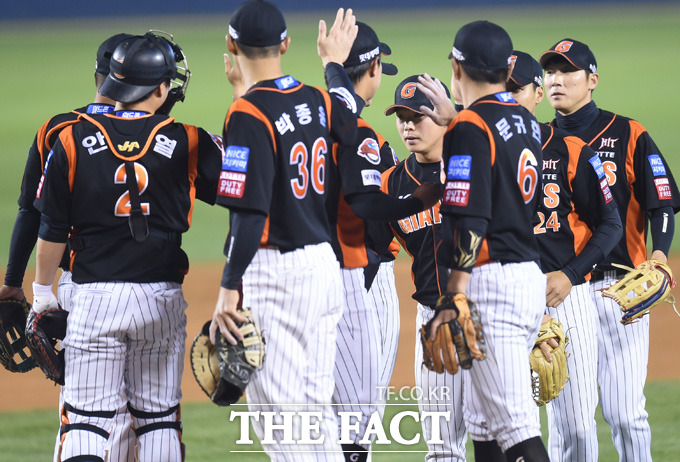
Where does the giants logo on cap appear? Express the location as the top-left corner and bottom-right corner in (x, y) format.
(555, 40), (573, 52)
(401, 83), (416, 99)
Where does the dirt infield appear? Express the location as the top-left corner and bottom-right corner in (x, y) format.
(2, 259), (679, 412)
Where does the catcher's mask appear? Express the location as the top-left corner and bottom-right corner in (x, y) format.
(99, 30), (191, 110)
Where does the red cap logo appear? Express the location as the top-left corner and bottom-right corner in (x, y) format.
(401, 82), (416, 99)
(555, 40), (573, 52)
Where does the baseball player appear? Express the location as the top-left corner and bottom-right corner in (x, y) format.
(540, 39), (680, 462)
(419, 21), (549, 461)
(381, 75), (469, 461)
(32, 32), (223, 461)
(209, 2), (360, 460)
(0, 32), (140, 462)
(509, 50), (623, 461)
(323, 22), (441, 461)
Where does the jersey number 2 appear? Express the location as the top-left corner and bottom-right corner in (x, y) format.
(290, 137), (327, 199)
(114, 162), (150, 216)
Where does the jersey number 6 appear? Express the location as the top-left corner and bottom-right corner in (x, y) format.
(290, 137), (327, 199)
(518, 148), (539, 203)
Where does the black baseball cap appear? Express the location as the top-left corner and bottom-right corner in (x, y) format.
(509, 50), (543, 87)
(95, 33), (134, 75)
(539, 39), (597, 73)
(384, 74), (450, 116)
(448, 20), (513, 71)
(343, 22), (397, 76)
(228, 0), (287, 47)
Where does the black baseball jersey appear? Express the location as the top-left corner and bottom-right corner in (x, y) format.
(34, 111), (223, 284)
(217, 76), (357, 251)
(552, 109), (680, 268)
(328, 117), (398, 268)
(381, 155), (447, 306)
(536, 123), (617, 276)
(441, 92), (543, 265)
(19, 104), (114, 211)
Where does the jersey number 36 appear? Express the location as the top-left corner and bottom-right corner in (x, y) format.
(290, 137), (327, 199)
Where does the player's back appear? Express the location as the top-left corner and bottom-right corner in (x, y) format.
(219, 76), (357, 251)
(442, 92), (542, 265)
(37, 111), (222, 283)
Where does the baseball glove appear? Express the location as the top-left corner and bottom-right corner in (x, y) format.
(190, 309), (265, 406)
(25, 307), (69, 385)
(530, 317), (569, 406)
(420, 292), (486, 374)
(600, 260), (678, 325)
(0, 298), (37, 373)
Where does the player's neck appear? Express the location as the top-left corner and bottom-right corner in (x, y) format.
(241, 57), (285, 89)
(460, 79), (507, 107)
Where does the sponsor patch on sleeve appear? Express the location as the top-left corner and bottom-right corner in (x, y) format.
(589, 155), (606, 179)
(443, 181), (470, 206)
(648, 154), (667, 176)
(222, 145), (249, 172)
(357, 138), (381, 165)
(447, 155), (471, 180)
(218, 171), (246, 198)
(654, 177), (673, 200)
(599, 178), (613, 203)
(361, 169), (381, 187)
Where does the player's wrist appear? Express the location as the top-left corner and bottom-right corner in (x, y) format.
(32, 282), (53, 298)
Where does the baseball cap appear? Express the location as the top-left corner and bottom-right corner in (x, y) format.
(539, 39), (597, 73)
(95, 33), (134, 75)
(99, 33), (178, 103)
(509, 50), (543, 87)
(448, 20), (513, 71)
(384, 74), (450, 116)
(228, 0), (287, 47)
(343, 22), (397, 76)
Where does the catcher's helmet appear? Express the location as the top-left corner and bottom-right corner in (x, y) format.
(99, 31), (190, 105)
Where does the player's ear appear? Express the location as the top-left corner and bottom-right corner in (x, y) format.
(536, 85), (545, 105)
(369, 57), (381, 77)
(587, 72), (599, 92)
(226, 35), (238, 55)
(451, 60), (462, 81)
(280, 36), (291, 55)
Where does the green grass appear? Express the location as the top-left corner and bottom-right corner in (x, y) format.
(1, 381), (679, 460)
(1, 3), (680, 266)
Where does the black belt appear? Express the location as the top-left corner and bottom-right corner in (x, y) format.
(590, 269), (626, 282)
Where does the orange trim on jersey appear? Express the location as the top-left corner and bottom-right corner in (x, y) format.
(381, 166), (397, 192)
(625, 120), (648, 266)
(451, 110), (496, 167)
(79, 113), (174, 161)
(36, 119), (50, 166)
(403, 160), (422, 185)
(565, 136), (592, 253)
(585, 113), (617, 147)
(249, 82), (304, 94)
(332, 143), (339, 167)
(474, 99), (520, 108)
(58, 126), (78, 192)
(315, 87), (333, 134)
(541, 125), (555, 150)
(259, 216), (271, 247)
(184, 124), (199, 227)
(336, 191), (369, 268)
(225, 99), (277, 155)
(44, 115), (79, 153)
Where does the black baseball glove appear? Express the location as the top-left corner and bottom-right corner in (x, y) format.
(0, 298), (37, 373)
(25, 307), (69, 385)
